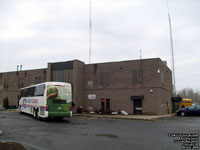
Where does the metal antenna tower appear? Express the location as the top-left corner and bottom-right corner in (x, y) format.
(89, 0), (92, 64)
(167, 0), (176, 96)
(140, 49), (142, 60)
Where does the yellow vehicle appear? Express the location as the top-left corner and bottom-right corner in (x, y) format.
(181, 99), (192, 108)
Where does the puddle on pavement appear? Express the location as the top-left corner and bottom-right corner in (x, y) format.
(148, 119), (167, 122)
(71, 122), (87, 125)
(82, 133), (89, 136)
(74, 116), (97, 121)
(96, 134), (118, 138)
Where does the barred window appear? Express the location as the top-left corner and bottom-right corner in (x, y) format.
(4, 79), (9, 89)
(101, 72), (110, 86)
(138, 70), (143, 83)
(57, 71), (63, 82)
(35, 76), (42, 84)
(133, 70), (137, 84)
(133, 70), (143, 84)
(18, 78), (24, 88)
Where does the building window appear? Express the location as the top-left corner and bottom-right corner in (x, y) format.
(4, 79), (9, 89)
(138, 70), (143, 83)
(43, 70), (47, 80)
(133, 70), (137, 84)
(57, 71), (63, 82)
(133, 70), (143, 84)
(25, 71), (27, 77)
(101, 72), (110, 86)
(87, 80), (93, 87)
(35, 76), (42, 84)
(18, 78), (24, 88)
(161, 71), (164, 84)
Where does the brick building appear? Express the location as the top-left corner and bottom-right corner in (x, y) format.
(0, 58), (172, 115)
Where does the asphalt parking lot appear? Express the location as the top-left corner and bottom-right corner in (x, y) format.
(0, 111), (199, 150)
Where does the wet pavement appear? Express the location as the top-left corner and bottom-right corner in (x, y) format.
(0, 110), (199, 150)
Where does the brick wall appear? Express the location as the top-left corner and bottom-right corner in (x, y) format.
(0, 69), (47, 107)
(83, 58), (172, 115)
(0, 58), (172, 115)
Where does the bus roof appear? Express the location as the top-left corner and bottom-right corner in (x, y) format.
(182, 98), (192, 101)
(21, 82), (71, 90)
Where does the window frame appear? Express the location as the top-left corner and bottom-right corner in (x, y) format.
(133, 70), (143, 84)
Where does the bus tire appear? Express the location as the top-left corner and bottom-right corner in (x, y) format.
(19, 106), (23, 114)
(37, 110), (40, 120)
(33, 109), (37, 118)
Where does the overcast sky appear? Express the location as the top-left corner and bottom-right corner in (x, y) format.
(0, 0), (200, 91)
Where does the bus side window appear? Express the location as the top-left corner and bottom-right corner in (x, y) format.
(35, 84), (45, 96)
(27, 87), (35, 97)
(20, 90), (24, 98)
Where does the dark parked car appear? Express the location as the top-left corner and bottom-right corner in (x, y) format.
(176, 104), (200, 116)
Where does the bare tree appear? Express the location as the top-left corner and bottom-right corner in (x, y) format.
(177, 88), (200, 104)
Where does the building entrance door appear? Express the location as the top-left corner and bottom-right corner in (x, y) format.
(131, 96), (144, 115)
(101, 99), (105, 113)
(134, 99), (142, 115)
(106, 99), (110, 113)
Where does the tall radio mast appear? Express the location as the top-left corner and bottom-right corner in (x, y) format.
(167, 0), (176, 96)
(89, 0), (92, 64)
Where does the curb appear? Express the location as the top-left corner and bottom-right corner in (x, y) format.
(73, 113), (176, 121)
(73, 114), (149, 120)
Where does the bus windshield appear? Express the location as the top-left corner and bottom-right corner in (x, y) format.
(47, 85), (72, 103)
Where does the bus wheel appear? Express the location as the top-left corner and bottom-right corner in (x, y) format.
(19, 106), (21, 112)
(33, 109), (37, 118)
(19, 106), (23, 114)
(37, 110), (40, 120)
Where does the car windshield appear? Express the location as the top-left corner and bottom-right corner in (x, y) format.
(195, 105), (200, 109)
(187, 105), (195, 110)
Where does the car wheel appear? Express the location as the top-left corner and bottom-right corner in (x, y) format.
(181, 112), (185, 116)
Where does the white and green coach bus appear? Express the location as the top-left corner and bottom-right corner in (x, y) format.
(19, 82), (72, 119)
